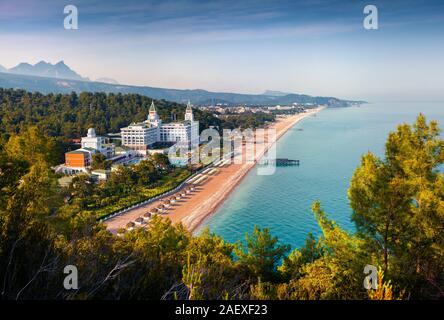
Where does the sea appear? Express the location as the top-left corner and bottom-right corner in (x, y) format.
(198, 102), (444, 249)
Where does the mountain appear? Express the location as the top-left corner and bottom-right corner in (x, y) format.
(8, 62), (34, 75)
(0, 64), (7, 73)
(7, 60), (89, 81)
(263, 90), (292, 97)
(0, 71), (363, 107)
(96, 77), (119, 84)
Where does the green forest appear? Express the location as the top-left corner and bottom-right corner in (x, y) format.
(0, 109), (442, 299)
(0, 89), (276, 163)
(0, 88), (219, 138)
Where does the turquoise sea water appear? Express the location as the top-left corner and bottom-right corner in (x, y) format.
(199, 102), (444, 249)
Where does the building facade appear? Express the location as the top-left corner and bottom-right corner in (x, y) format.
(120, 101), (199, 155)
(120, 123), (158, 154)
(81, 128), (115, 158)
(65, 149), (92, 168)
(62, 128), (116, 174)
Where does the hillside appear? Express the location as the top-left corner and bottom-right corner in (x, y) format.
(0, 71), (362, 107)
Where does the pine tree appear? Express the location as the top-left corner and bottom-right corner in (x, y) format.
(235, 226), (290, 282)
(348, 114), (444, 298)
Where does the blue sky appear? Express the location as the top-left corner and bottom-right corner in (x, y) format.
(0, 0), (443, 101)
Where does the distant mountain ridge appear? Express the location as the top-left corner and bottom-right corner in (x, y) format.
(262, 90), (292, 97)
(96, 77), (119, 84)
(2, 60), (89, 81)
(0, 61), (364, 106)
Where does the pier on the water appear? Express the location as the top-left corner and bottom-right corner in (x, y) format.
(258, 158), (300, 166)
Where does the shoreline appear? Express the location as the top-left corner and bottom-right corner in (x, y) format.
(188, 106), (325, 233)
(105, 107), (325, 234)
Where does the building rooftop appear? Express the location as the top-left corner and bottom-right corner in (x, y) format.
(161, 120), (193, 126)
(122, 121), (156, 129)
(66, 147), (97, 155)
(66, 150), (89, 155)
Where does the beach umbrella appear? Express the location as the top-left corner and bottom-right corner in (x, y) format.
(143, 212), (151, 220)
(135, 217), (145, 225)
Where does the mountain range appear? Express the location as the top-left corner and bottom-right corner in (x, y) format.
(262, 90), (293, 97)
(1, 61), (89, 81)
(0, 61), (363, 106)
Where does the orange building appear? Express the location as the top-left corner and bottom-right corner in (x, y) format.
(65, 150), (91, 168)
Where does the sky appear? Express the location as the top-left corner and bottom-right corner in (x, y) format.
(0, 0), (443, 101)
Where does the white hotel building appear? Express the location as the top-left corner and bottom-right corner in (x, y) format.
(120, 101), (199, 155)
(81, 128), (115, 158)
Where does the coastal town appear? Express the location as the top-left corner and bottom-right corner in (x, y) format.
(56, 100), (199, 179)
(56, 100), (315, 179)
(51, 98), (324, 235)
(198, 103), (309, 115)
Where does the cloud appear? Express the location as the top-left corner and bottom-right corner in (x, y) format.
(1, 0), (443, 100)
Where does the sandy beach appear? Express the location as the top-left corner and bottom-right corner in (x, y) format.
(105, 107), (324, 234)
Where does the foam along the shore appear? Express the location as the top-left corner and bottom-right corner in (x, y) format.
(105, 107), (325, 234)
